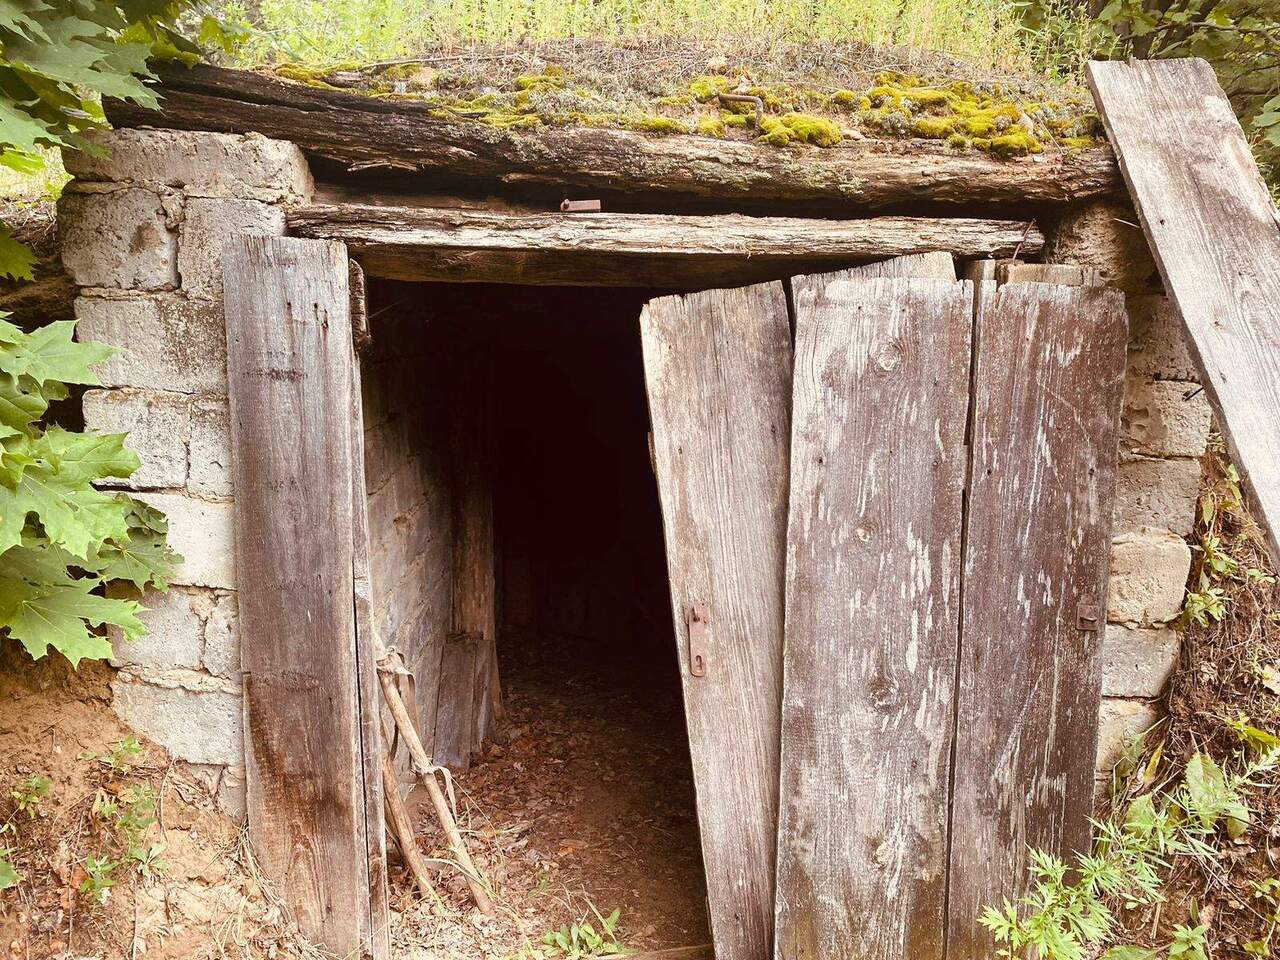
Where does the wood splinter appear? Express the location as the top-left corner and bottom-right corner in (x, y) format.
(377, 667), (495, 916)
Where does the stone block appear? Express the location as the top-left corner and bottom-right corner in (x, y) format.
(65, 129), (314, 204)
(58, 189), (177, 290)
(217, 765), (247, 821)
(134, 492), (235, 589)
(202, 591), (240, 679)
(1096, 698), (1161, 775)
(82, 388), (190, 489)
(109, 586), (206, 671)
(188, 396), (232, 498)
(1101, 624), (1180, 698)
(1127, 295), (1199, 382)
(1043, 199), (1161, 294)
(75, 294), (226, 394)
(1122, 377), (1212, 458)
(111, 674), (242, 766)
(1113, 455), (1201, 536)
(1108, 528), (1192, 624)
(178, 198), (285, 299)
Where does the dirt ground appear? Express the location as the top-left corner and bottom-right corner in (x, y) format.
(0, 648), (318, 960)
(0, 630), (708, 960)
(391, 634), (710, 959)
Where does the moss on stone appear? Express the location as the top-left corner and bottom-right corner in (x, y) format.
(689, 75), (732, 101)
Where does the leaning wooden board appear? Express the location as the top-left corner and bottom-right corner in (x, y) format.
(1088, 58), (1280, 557)
(640, 283), (793, 960)
(224, 236), (383, 957)
(946, 281), (1128, 960)
(775, 274), (974, 960)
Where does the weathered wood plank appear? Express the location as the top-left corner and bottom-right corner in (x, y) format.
(946, 282), (1128, 960)
(450, 341), (499, 753)
(1088, 58), (1280, 557)
(433, 632), (479, 771)
(775, 276), (973, 960)
(640, 283), (792, 960)
(224, 235), (375, 955)
(105, 64), (1121, 209)
(349, 354), (391, 959)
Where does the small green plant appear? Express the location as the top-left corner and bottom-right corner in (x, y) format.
(0, 849), (17, 890)
(981, 718), (1280, 960)
(1182, 582), (1229, 627)
(115, 783), (157, 842)
(127, 839), (167, 879)
(539, 906), (624, 959)
(10, 773), (49, 818)
(80, 853), (117, 904)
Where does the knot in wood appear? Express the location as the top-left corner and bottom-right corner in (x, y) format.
(871, 338), (904, 373)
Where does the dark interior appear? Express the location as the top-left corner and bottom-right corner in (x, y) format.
(366, 279), (709, 946)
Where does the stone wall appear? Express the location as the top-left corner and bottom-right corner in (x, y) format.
(57, 128), (314, 818)
(360, 300), (453, 764)
(1045, 201), (1210, 782)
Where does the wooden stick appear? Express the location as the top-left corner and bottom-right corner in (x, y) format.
(381, 749), (438, 902)
(377, 669), (495, 915)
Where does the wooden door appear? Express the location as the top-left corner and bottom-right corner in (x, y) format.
(775, 274), (975, 960)
(946, 280), (1128, 959)
(224, 236), (389, 959)
(640, 283), (793, 960)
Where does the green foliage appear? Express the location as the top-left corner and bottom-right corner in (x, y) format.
(981, 719), (1280, 960)
(0, 848), (17, 890)
(223, 0), (1027, 70)
(79, 852), (118, 903)
(0, 317), (179, 667)
(522, 905), (625, 960)
(1013, 0), (1280, 189)
(10, 773), (49, 818)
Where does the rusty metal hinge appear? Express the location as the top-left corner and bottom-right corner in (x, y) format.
(1077, 603), (1101, 632)
(685, 603), (709, 678)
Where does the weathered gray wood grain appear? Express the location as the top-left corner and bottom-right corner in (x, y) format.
(946, 282), (1128, 960)
(224, 235), (375, 955)
(434, 631), (479, 771)
(640, 283), (793, 960)
(775, 275), (973, 960)
(349, 355), (391, 959)
(1089, 57), (1280, 557)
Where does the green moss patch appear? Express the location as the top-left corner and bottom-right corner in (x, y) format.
(266, 54), (1100, 158)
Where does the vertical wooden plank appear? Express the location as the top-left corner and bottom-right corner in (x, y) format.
(350, 357), (391, 959)
(224, 236), (374, 955)
(946, 282), (1128, 960)
(434, 631), (479, 771)
(775, 276), (973, 960)
(1088, 58), (1280, 558)
(640, 282), (792, 960)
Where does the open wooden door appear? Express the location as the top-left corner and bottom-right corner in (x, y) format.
(640, 283), (793, 960)
(224, 236), (390, 959)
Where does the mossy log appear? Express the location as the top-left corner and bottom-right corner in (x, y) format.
(286, 203), (1044, 287)
(107, 64), (1121, 210)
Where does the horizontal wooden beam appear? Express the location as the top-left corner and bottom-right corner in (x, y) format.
(286, 204), (1043, 287)
(106, 64), (1121, 210)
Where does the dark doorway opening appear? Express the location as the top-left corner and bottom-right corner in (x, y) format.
(363, 280), (710, 953)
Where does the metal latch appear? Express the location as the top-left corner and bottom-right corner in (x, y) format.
(685, 603), (709, 678)
(1077, 603), (1101, 632)
(560, 198), (602, 212)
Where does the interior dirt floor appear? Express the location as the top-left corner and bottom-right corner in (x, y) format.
(396, 635), (710, 959)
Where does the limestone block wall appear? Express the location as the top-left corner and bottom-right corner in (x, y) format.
(57, 129), (314, 818)
(360, 303), (453, 763)
(1045, 201), (1211, 781)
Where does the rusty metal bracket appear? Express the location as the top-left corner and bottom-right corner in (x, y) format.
(1077, 603), (1101, 632)
(560, 198), (602, 212)
(685, 603), (709, 678)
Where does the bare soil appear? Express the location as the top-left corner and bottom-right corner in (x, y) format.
(0, 649), (315, 960)
(391, 638), (709, 959)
